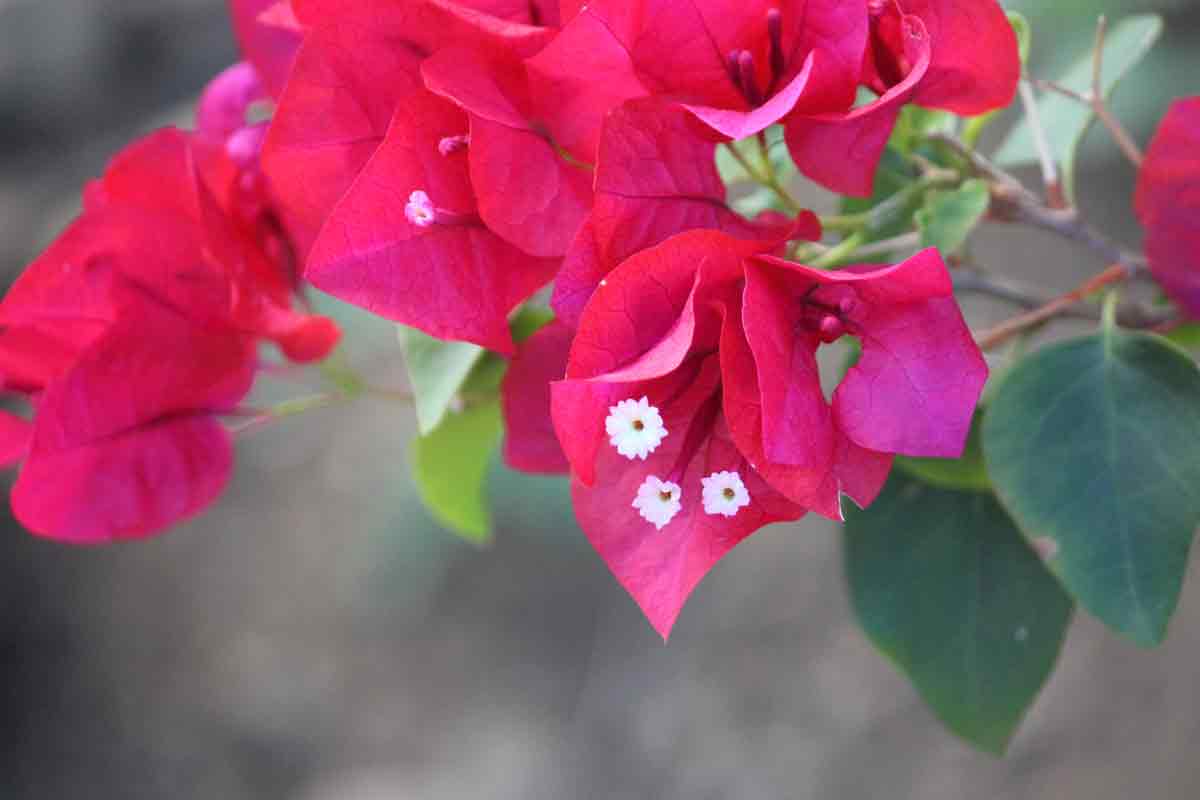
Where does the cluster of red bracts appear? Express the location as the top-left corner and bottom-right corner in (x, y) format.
(0, 62), (339, 542)
(2, 0), (1032, 634)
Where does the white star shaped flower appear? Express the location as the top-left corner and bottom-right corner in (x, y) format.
(701, 470), (751, 517)
(632, 476), (682, 530)
(605, 396), (667, 460)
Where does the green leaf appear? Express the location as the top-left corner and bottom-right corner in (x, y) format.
(984, 330), (1200, 646)
(916, 179), (991, 256)
(994, 14), (1163, 202)
(844, 475), (1072, 754)
(411, 400), (503, 544)
(896, 413), (991, 491)
(398, 327), (486, 435)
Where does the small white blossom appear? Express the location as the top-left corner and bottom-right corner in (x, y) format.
(633, 476), (682, 530)
(405, 190), (436, 227)
(605, 397), (667, 460)
(701, 470), (750, 517)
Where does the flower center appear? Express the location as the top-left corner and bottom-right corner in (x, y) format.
(726, 9), (788, 107)
(798, 287), (861, 343)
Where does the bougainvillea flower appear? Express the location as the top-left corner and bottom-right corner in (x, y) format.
(527, 0), (868, 154)
(552, 99), (816, 327)
(785, 0), (1017, 196)
(422, 46), (592, 257)
(305, 90), (558, 353)
(263, 0), (555, 255)
(862, 0), (1020, 116)
(85, 128), (339, 362)
(0, 126), (338, 542)
(229, 0), (302, 99)
(551, 230), (984, 636)
(11, 308), (255, 543)
(1135, 96), (1200, 317)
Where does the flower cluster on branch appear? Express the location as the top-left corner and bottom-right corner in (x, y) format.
(3, 0), (1200, 753)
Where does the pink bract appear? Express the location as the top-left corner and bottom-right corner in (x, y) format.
(551, 230), (984, 637)
(1136, 96), (1200, 317)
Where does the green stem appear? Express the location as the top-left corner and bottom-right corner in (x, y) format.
(811, 232), (867, 269)
(1101, 289), (1121, 332)
(721, 141), (802, 215)
(817, 213), (869, 234)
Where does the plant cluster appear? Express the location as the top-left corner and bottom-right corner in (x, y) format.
(2, 0), (1198, 752)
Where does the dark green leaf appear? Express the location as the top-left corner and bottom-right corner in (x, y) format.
(916, 179), (991, 256)
(845, 475), (1072, 754)
(896, 413), (991, 491)
(398, 327), (486, 435)
(994, 14), (1163, 202)
(411, 400), (503, 544)
(984, 329), (1200, 646)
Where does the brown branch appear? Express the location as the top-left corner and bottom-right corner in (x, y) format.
(976, 265), (1130, 350)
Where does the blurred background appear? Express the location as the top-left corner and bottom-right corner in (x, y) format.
(1, 1), (1199, 797)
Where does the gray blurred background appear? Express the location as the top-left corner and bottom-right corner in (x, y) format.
(1, 1), (1199, 797)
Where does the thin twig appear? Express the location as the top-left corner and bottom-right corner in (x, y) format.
(1017, 80), (1063, 206)
(1091, 16), (1145, 168)
(953, 271), (1051, 309)
(1007, 202), (1147, 275)
(930, 133), (1147, 274)
(976, 265), (1129, 350)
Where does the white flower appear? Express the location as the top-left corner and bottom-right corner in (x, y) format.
(633, 476), (682, 530)
(605, 397), (667, 460)
(405, 190), (436, 227)
(701, 470), (750, 517)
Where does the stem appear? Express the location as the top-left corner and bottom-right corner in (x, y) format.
(818, 213), (868, 234)
(722, 141), (802, 214)
(851, 232), (922, 261)
(1101, 288), (1121, 331)
(976, 264), (1129, 350)
(1026, 18), (1144, 170)
(1091, 16), (1145, 168)
(755, 134), (803, 214)
(810, 231), (866, 268)
(1008, 203), (1147, 275)
(1017, 80), (1063, 206)
(930, 133), (1147, 274)
(953, 271), (1052, 309)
